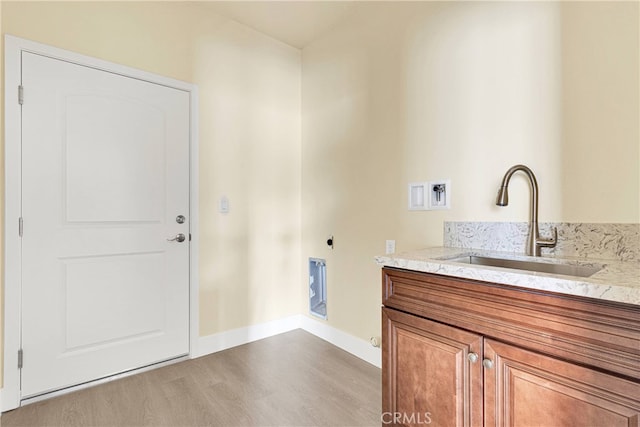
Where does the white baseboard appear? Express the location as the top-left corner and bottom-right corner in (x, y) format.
(300, 316), (382, 368)
(195, 314), (302, 357)
(195, 314), (381, 369)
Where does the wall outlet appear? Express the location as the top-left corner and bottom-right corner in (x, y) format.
(385, 240), (396, 254)
(428, 179), (451, 210)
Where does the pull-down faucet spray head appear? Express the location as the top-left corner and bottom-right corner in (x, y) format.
(495, 186), (509, 206)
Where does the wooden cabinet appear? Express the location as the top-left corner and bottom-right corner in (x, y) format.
(484, 339), (640, 426)
(383, 307), (483, 426)
(382, 268), (640, 427)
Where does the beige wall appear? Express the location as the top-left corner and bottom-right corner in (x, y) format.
(0, 1), (302, 386)
(561, 2), (639, 222)
(193, 20), (302, 335)
(301, 2), (639, 342)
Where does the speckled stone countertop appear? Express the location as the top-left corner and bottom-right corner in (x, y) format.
(375, 247), (640, 306)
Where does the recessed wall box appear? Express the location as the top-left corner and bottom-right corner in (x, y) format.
(428, 179), (451, 210)
(309, 258), (327, 319)
(408, 182), (429, 210)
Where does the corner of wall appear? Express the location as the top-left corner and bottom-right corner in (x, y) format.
(195, 315), (381, 369)
(300, 315), (381, 368)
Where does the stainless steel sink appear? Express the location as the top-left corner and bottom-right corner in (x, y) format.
(444, 255), (602, 278)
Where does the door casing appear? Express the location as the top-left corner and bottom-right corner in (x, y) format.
(2, 34), (200, 411)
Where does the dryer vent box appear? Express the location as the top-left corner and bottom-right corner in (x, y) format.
(309, 258), (327, 319)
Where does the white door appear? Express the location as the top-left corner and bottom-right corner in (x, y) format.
(20, 52), (190, 398)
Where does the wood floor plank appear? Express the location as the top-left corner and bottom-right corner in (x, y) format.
(1, 329), (381, 427)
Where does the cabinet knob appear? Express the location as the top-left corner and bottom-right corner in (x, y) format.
(482, 359), (494, 369)
(468, 352), (479, 363)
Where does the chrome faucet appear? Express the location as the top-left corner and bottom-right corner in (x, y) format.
(496, 164), (557, 257)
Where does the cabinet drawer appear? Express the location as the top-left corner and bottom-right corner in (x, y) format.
(383, 267), (640, 380)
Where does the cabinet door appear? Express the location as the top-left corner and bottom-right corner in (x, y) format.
(484, 339), (640, 427)
(382, 307), (483, 427)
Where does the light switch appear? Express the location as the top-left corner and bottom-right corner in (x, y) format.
(219, 196), (229, 214)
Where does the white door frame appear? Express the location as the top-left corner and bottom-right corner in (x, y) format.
(3, 35), (200, 412)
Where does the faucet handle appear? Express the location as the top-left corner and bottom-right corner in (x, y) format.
(537, 226), (558, 248)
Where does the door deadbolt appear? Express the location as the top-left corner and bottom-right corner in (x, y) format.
(167, 233), (186, 243)
(176, 215), (186, 224)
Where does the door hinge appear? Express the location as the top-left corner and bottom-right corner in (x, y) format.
(18, 85), (24, 105)
(189, 233), (192, 241)
(18, 349), (23, 369)
(19, 217), (24, 237)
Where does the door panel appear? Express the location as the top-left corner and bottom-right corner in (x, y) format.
(65, 94), (166, 223)
(484, 339), (640, 426)
(21, 52), (190, 398)
(382, 307), (483, 427)
(63, 253), (166, 351)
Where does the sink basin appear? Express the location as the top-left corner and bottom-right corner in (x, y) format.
(444, 255), (602, 278)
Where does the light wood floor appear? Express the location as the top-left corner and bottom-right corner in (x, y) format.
(1, 329), (381, 427)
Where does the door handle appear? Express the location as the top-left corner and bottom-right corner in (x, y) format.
(167, 233), (186, 243)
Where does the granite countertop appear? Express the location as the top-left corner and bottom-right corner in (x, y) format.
(375, 247), (640, 306)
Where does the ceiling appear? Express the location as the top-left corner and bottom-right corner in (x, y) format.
(201, 1), (358, 49)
